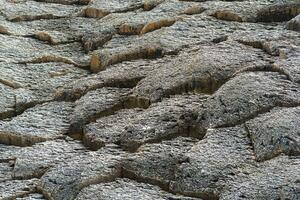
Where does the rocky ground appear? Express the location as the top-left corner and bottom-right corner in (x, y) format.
(0, 0), (299, 199)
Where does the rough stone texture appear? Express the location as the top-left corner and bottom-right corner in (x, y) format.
(0, 102), (74, 146)
(131, 41), (269, 103)
(39, 147), (127, 200)
(0, 62), (88, 114)
(0, 0), (81, 22)
(0, 83), (15, 120)
(0, 34), (89, 66)
(70, 87), (131, 135)
(11, 139), (87, 179)
(123, 137), (198, 189)
(220, 156), (300, 200)
(83, 108), (143, 150)
(204, 0), (300, 22)
(75, 178), (201, 200)
(197, 72), (300, 132)
(170, 126), (254, 199)
(120, 94), (207, 151)
(0, 179), (40, 199)
(0, 0), (300, 199)
(287, 14), (300, 32)
(246, 107), (300, 161)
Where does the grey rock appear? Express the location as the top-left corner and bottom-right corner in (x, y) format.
(0, 34), (89, 67)
(197, 72), (300, 132)
(75, 178), (201, 200)
(220, 156), (300, 200)
(0, 83), (15, 120)
(0, 0), (81, 21)
(12, 139), (86, 179)
(123, 137), (198, 189)
(205, 0), (300, 22)
(120, 94), (207, 151)
(0, 62), (88, 113)
(131, 41), (269, 103)
(0, 179), (39, 199)
(0, 101), (74, 146)
(287, 14), (300, 32)
(83, 108), (143, 150)
(16, 193), (46, 200)
(81, 0), (143, 18)
(246, 106), (300, 161)
(39, 147), (127, 200)
(170, 126), (254, 199)
(70, 87), (131, 135)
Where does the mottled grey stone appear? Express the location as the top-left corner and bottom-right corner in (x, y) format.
(246, 106), (300, 161)
(0, 0), (81, 21)
(220, 156), (300, 200)
(287, 14), (300, 32)
(170, 126), (254, 199)
(131, 41), (268, 103)
(11, 139), (87, 179)
(0, 179), (39, 200)
(39, 147), (127, 200)
(0, 102), (74, 146)
(75, 178), (201, 200)
(0, 83), (15, 120)
(83, 108), (143, 150)
(123, 137), (198, 189)
(70, 87), (131, 135)
(120, 94), (207, 151)
(197, 72), (300, 132)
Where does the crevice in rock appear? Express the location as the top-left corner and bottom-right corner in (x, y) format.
(232, 64), (293, 83)
(90, 44), (164, 72)
(118, 18), (177, 35)
(19, 56), (89, 69)
(215, 103), (300, 130)
(7, 14), (65, 22)
(256, 3), (300, 23)
(33, 0), (90, 6)
(212, 35), (228, 43)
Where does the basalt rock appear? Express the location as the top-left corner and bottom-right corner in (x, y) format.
(0, 0), (299, 199)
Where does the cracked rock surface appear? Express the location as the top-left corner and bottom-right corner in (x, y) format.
(0, 0), (299, 199)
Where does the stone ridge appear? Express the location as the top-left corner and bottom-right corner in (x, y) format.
(0, 0), (299, 200)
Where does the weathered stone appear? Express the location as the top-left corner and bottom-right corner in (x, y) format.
(16, 193), (46, 200)
(220, 156), (300, 200)
(0, 102), (74, 146)
(0, 62), (88, 113)
(70, 87), (131, 136)
(0, 83), (16, 120)
(75, 178), (201, 200)
(83, 108), (143, 150)
(0, 0), (81, 21)
(81, 0), (143, 18)
(123, 137), (198, 189)
(205, 0), (300, 22)
(287, 14), (300, 32)
(55, 55), (174, 101)
(170, 126), (254, 199)
(90, 43), (164, 72)
(0, 179), (39, 199)
(0, 0), (299, 199)
(11, 139), (87, 179)
(131, 41), (269, 103)
(246, 107), (300, 161)
(120, 94), (207, 151)
(39, 147), (126, 200)
(197, 72), (300, 132)
(0, 34), (89, 67)
(0, 162), (13, 182)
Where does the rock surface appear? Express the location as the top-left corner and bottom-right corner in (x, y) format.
(0, 0), (299, 199)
